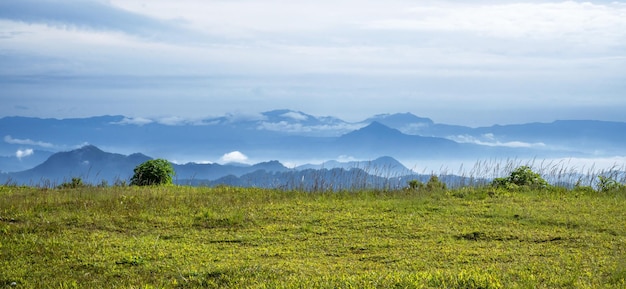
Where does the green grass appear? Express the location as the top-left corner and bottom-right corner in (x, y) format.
(1, 185), (625, 288)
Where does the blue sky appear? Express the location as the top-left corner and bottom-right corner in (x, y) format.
(1, 0), (625, 126)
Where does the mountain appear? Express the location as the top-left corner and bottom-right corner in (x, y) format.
(1, 109), (624, 175)
(173, 160), (289, 182)
(2, 145), (151, 186)
(296, 156), (414, 177)
(335, 122), (473, 158)
(0, 145), (292, 186)
(202, 167), (480, 191)
(0, 145), (430, 188)
(363, 113), (434, 134)
(360, 114), (626, 155)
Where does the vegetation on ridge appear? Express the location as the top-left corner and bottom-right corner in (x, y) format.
(130, 159), (175, 186)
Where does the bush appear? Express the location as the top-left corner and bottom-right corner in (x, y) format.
(492, 166), (548, 190)
(130, 159), (175, 186)
(407, 179), (424, 191)
(58, 177), (86, 189)
(597, 176), (624, 193)
(426, 175), (447, 191)
(407, 176), (447, 192)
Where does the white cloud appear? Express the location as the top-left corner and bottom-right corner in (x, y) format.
(15, 148), (34, 159)
(4, 135), (54, 148)
(111, 117), (153, 126)
(220, 151), (249, 164)
(368, 2), (626, 42)
(156, 116), (187, 126)
(449, 134), (546, 148)
(257, 121), (362, 136)
(337, 155), (358, 162)
(224, 112), (268, 123)
(1, 0), (625, 126)
(280, 111), (309, 121)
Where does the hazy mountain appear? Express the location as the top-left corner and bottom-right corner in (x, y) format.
(198, 167), (481, 191)
(2, 145), (151, 186)
(0, 145), (292, 186)
(296, 156), (414, 177)
(362, 114), (626, 155)
(173, 160), (289, 181)
(336, 121), (461, 156)
(1, 109), (623, 175)
(1, 145), (427, 188)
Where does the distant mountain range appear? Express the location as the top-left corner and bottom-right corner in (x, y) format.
(0, 145), (445, 189)
(1, 109), (625, 177)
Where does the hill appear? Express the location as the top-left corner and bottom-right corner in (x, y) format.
(4, 145), (150, 185)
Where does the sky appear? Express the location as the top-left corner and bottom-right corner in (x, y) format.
(1, 0), (625, 126)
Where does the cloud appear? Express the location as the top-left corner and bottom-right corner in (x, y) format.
(111, 117), (153, 126)
(449, 134), (546, 148)
(0, 1), (624, 126)
(220, 151), (249, 164)
(367, 2), (626, 42)
(4, 135), (54, 148)
(15, 149), (34, 159)
(224, 112), (268, 123)
(337, 155), (358, 163)
(257, 121), (362, 136)
(280, 111), (309, 121)
(0, 0), (191, 41)
(155, 116), (187, 126)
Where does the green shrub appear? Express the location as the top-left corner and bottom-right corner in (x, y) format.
(407, 179), (424, 190)
(426, 175), (447, 191)
(597, 176), (624, 193)
(57, 177), (86, 189)
(492, 166), (548, 190)
(130, 159), (175, 186)
(407, 176), (447, 192)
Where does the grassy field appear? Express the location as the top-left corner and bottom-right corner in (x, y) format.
(1, 184), (625, 288)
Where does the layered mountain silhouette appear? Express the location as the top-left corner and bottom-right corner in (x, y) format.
(2, 145), (151, 185)
(335, 122), (463, 157)
(1, 109), (623, 176)
(0, 145), (429, 188)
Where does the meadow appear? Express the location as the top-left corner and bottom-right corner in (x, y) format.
(1, 183), (625, 288)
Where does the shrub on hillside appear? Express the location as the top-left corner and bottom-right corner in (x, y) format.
(407, 175), (447, 192)
(58, 177), (86, 189)
(130, 159), (175, 186)
(596, 175), (625, 193)
(492, 166), (548, 190)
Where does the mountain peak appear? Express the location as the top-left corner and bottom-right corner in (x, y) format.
(262, 109), (312, 122)
(76, 144), (103, 153)
(339, 121), (405, 142)
(367, 112), (433, 125)
(356, 121), (403, 135)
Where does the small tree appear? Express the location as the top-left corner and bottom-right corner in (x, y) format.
(130, 159), (175, 186)
(492, 166), (548, 190)
(425, 175), (447, 191)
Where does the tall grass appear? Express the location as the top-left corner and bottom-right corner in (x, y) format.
(236, 158), (626, 192)
(4, 158), (625, 192)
